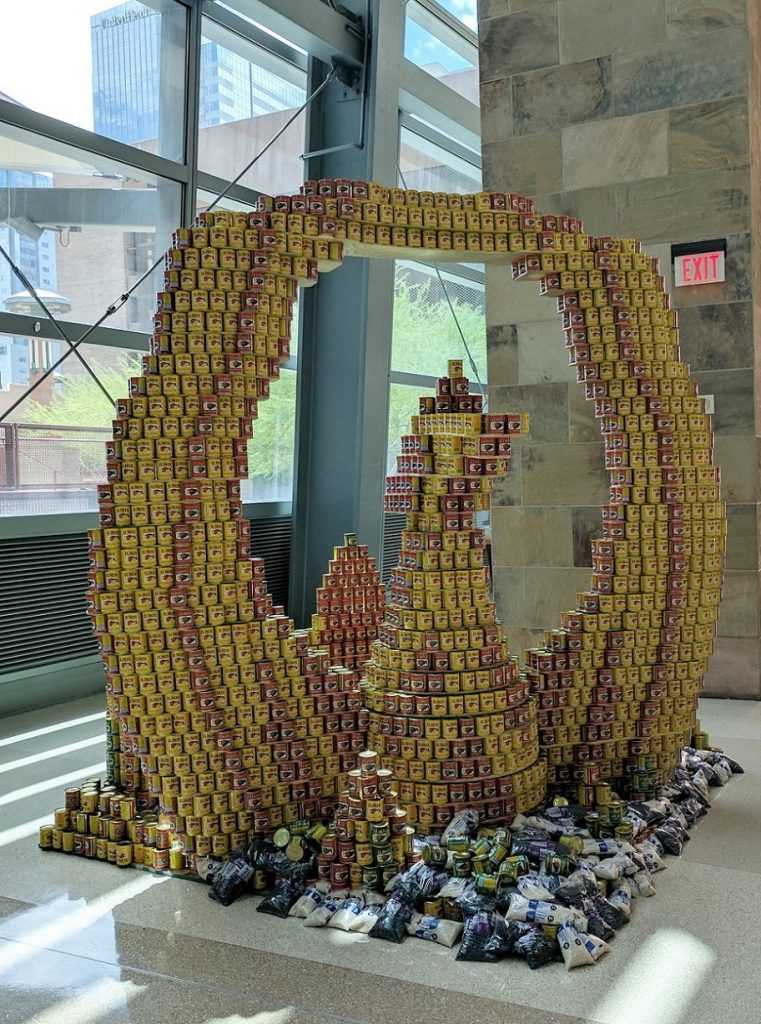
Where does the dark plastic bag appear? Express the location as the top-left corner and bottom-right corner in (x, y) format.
(513, 923), (558, 969)
(456, 910), (497, 962)
(590, 891), (626, 931)
(484, 916), (521, 959)
(257, 877), (304, 918)
(456, 881), (497, 918)
(391, 864), (448, 903)
(208, 855), (254, 907)
(654, 818), (686, 856)
(369, 894), (413, 943)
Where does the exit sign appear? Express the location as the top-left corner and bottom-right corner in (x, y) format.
(672, 239), (727, 287)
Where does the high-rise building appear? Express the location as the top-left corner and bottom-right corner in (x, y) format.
(91, 0), (304, 145)
(0, 169), (59, 392)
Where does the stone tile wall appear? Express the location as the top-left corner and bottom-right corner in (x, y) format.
(478, 0), (760, 697)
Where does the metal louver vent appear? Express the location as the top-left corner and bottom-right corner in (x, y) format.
(0, 516), (293, 677)
(249, 515), (292, 610)
(382, 513), (406, 583)
(0, 533), (95, 673)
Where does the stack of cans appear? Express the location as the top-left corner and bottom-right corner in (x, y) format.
(315, 749), (414, 890)
(514, 230), (724, 799)
(309, 533), (385, 670)
(363, 361), (546, 832)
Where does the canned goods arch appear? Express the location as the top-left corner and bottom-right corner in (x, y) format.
(88, 179), (724, 852)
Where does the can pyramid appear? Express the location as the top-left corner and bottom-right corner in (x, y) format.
(315, 749), (413, 891)
(309, 534), (385, 670)
(363, 361), (547, 833)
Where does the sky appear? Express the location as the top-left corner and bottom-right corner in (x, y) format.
(1, 0), (479, 133)
(1, 1), (108, 130)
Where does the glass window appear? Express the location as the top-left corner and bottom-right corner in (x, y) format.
(0, 124), (182, 337)
(392, 263), (486, 382)
(0, 0), (186, 161)
(241, 367), (296, 504)
(404, 0), (479, 105)
(433, 0), (477, 31)
(394, 125), (485, 383)
(399, 125), (481, 195)
(198, 19), (308, 196)
(0, 339), (143, 516)
(387, 381), (435, 476)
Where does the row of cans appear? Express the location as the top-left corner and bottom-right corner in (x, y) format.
(362, 682), (532, 724)
(364, 662), (520, 696)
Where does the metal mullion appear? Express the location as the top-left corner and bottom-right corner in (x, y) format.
(0, 312), (148, 352)
(207, 0), (364, 67)
(201, 0), (308, 73)
(390, 369), (484, 395)
(183, 0), (204, 225)
(398, 112), (481, 170)
(398, 59), (480, 151)
(0, 99), (189, 187)
(195, 170), (263, 208)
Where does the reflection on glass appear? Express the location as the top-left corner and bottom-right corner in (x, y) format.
(0, 123), (181, 337)
(391, 265), (486, 381)
(0, 340), (142, 516)
(404, 0), (479, 104)
(399, 125), (481, 195)
(1, 0), (186, 161)
(198, 18), (307, 195)
(387, 382), (436, 476)
(242, 367), (296, 504)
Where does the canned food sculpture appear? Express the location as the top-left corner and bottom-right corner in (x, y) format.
(513, 239), (723, 799)
(309, 533), (385, 670)
(38, 178), (722, 872)
(364, 361), (546, 832)
(316, 749), (414, 890)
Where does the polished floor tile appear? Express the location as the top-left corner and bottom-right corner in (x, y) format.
(0, 695), (757, 1024)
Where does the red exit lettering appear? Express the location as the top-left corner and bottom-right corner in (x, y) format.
(674, 250), (725, 287)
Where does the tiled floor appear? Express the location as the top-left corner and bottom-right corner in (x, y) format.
(0, 693), (758, 1024)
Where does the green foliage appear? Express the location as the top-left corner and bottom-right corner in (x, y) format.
(387, 272), (485, 470)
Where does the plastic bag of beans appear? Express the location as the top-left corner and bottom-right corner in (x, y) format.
(516, 875), (558, 902)
(581, 838), (619, 857)
(208, 854), (254, 907)
(592, 854), (629, 880)
(630, 870), (656, 898)
(608, 879), (632, 919)
(442, 808), (479, 841)
(369, 893), (414, 943)
(257, 877), (304, 919)
(506, 894), (587, 930)
(654, 818), (686, 856)
(438, 877), (469, 899)
(513, 923), (559, 969)
(389, 863), (448, 902)
(456, 910), (497, 961)
(484, 916), (522, 958)
(288, 880), (331, 918)
(407, 912), (464, 947)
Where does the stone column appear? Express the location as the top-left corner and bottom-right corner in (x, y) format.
(478, 0), (759, 698)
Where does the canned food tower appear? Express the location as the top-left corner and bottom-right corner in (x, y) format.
(514, 237), (725, 800)
(316, 749), (414, 891)
(46, 178), (723, 873)
(81, 203), (368, 870)
(309, 533), (385, 670)
(363, 361), (547, 833)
